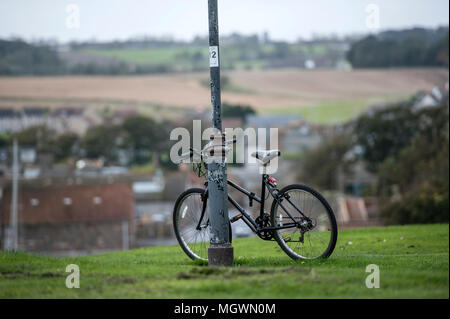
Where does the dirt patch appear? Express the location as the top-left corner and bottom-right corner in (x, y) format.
(0, 270), (64, 279)
(0, 269), (136, 285)
(103, 276), (136, 284)
(177, 266), (310, 280)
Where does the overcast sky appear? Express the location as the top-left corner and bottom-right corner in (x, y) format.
(1, 0), (448, 43)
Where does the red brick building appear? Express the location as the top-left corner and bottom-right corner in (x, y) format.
(0, 183), (134, 255)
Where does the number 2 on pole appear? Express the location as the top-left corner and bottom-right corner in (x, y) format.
(209, 46), (219, 67)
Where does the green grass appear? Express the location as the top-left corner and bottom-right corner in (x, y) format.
(0, 224), (448, 298)
(269, 100), (369, 125)
(269, 95), (411, 125)
(298, 100), (369, 124)
(266, 94), (410, 124)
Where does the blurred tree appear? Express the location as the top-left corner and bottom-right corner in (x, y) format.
(0, 40), (63, 75)
(54, 133), (80, 162)
(222, 103), (256, 122)
(364, 101), (449, 224)
(377, 102), (449, 194)
(0, 133), (10, 147)
(13, 126), (57, 153)
(353, 103), (420, 172)
(300, 98), (449, 224)
(380, 182), (449, 225)
(122, 115), (172, 165)
(81, 124), (125, 163)
(347, 27), (449, 68)
(273, 42), (290, 59)
(426, 32), (449, 67)
(300, 132), (355, 190)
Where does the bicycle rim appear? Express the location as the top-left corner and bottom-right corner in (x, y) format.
(271, 185), (337, 260)
(174, 190), (210, 261)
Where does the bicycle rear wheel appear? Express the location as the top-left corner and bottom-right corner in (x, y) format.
(173, 188), (232, 261)
(270, 184), (337, 260)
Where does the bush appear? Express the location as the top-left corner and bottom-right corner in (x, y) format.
(380, 183), (449, 225)
(300, 132), (355, 190)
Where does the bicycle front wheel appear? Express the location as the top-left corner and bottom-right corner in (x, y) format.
(173, 188), (233, 261)
(270, 184), (337, 260)
(173, 188), (210, 261)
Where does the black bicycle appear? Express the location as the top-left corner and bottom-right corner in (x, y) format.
(173, 139), (338, 261)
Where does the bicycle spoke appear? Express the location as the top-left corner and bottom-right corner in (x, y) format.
(273, 187), (335, 260)
(175, 191), (211, 260)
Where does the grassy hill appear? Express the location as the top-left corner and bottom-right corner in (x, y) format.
(0, 224), (448, 298)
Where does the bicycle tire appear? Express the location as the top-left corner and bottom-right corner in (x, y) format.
(270, 184), (338, 260)
(173, 188), (232, 261)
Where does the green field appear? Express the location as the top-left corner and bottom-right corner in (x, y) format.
(268, 100), (370, 124)
(0, 224), (448, 298)
(80, 47), (264, 71)
(78, 42), (336, 69)
(82, 47), (205, 67)
(269, 95), (410, 125)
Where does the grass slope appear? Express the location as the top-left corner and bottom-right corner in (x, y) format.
(0, 224), (448, 299)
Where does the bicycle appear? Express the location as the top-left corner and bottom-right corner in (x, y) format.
(173, 138), (338, 261)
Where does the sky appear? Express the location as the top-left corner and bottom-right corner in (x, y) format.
(0, 0), (448, 43)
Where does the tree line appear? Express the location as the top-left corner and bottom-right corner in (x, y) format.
(347, 27), (449, 68)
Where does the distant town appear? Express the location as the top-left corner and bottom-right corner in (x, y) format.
(0, 25), (448, 256)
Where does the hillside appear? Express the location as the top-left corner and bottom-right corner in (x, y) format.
(0, 224), (448, 298)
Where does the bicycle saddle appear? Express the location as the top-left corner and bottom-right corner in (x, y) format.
(251, 150), (281, 164)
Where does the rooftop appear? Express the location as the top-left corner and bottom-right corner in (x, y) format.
(1, 182), (134, 224)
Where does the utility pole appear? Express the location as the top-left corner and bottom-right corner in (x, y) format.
(207, 0), (233, 266)
(8, 139), (19, 251)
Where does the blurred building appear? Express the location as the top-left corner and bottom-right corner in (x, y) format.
(0, 106), (100, 135)
(0, 108), (26, 132)
(133, 170), (179, 247)
(48, 107), (92, 135)
(0, 182), (134, 256)
(324, 192), (381, 229)
(279, 120), (325, 154)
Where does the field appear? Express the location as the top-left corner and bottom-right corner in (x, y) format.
(82, 46), (207, 70)
(0, 68), (447, 124)
(0, 224), (448, 298)
(76, 43), (321, 71)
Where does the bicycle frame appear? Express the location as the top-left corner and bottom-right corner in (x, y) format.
(196, 173), (311, 239)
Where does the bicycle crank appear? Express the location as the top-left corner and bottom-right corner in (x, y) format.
(256, 214), (274, 240)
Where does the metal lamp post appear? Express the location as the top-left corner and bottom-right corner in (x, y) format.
(207, 0), (233, 266)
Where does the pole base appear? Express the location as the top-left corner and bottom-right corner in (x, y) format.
(208, 243), (234, 266)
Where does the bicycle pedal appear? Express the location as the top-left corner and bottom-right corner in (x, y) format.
(230, 213), (243, 223)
